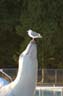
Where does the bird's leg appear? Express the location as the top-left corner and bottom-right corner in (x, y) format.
(31, 38), (35, 43)
(33, 38), (35, 41)
(33, 38), (37, 42)
(32, 38), (35, 42)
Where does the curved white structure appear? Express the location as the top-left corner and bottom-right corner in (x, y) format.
(0, 40), (38, 96)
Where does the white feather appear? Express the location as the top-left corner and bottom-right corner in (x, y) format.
(27, 29), (42, 39)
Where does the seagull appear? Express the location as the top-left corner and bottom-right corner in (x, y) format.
(27, 29), (42, 39)
(0, 40), (38, 96)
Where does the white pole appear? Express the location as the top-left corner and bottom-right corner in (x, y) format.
(61, 88), (63, 96)
(39, 90), (40, 96)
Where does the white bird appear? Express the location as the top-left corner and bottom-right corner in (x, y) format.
(27, 29), (42, 39)
(0, 40), (38, 96)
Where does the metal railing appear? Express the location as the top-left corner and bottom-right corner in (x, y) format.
(0, 68), (63, 86)
(35, 86), (63, 96)
(38, 69), (63, 86)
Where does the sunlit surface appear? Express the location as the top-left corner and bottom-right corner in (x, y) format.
(35, 87), (62, 96)
(35, 90), (61, 96)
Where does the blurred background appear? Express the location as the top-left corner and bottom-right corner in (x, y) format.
(0, 0), (63, 70)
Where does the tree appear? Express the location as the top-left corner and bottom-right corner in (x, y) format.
(0, 0), (63, 68)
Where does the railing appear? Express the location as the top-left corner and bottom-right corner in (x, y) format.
(0, 69), (12, 82)
(38, 69), (63, 86)
(0, 68), (17, 81)
(35, 86), (63, 96)
(0, 68), (63, 86)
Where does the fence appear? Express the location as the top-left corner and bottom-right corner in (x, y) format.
(35, 86), (63, 96)
(0, 68), (63, 86)
(38, 69), (63, 86)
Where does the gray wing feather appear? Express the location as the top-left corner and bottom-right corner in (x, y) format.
(31, 31), (39, 36)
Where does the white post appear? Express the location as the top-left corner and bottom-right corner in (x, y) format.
(39, 90), (40, 96)
(42, 69), (44, 83)
(55, 69), (57, 85)
(61, 88), (63, 96)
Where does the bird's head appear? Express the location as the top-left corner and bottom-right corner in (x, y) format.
(27, 29), (32, 34)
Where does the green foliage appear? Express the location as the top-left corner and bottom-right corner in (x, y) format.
(0, 0), (63, 68)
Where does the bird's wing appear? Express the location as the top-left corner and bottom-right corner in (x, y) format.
(31, 31), (39, 37)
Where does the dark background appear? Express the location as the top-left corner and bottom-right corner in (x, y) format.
(0, 0), (63, 69)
